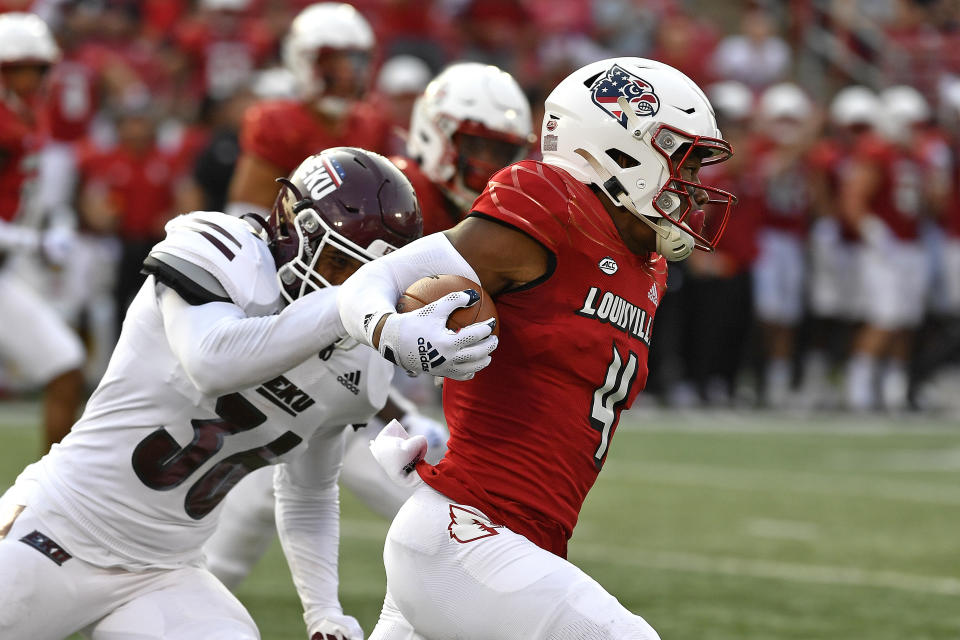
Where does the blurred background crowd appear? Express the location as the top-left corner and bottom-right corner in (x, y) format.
(2, 0), (960, 416)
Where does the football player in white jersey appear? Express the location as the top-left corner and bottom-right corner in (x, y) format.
(0, 147), (488, 640)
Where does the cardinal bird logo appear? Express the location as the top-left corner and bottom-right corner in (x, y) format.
(590, 64), (660, 128)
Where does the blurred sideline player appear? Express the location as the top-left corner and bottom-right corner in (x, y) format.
(226, 2), (391, 217)
(0, 12), (84, 450)
(0, 148), (422, 640)
(337, 57), (737, 639)
(204, 59), (533, 590)
(842, 85), (931, 411)
(801, 86), (879, 408)
(750, 82), (815, 408)
(374, 54), (432, 157)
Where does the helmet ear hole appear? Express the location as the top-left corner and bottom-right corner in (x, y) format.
(605, 148), (640, 169)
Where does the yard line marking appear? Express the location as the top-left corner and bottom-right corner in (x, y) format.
(570, 546), (960, 596)
(744, 518), (819, 541)
(602, 462), (960, 505)
(619, 407), (960, 435)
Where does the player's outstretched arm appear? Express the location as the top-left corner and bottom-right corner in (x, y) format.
(337, 232), (499, 380)
(159, 283), (346, 396)
(274, 427), (363, 640)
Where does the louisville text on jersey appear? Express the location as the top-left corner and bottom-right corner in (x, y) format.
(254, 375), (316, 417)
(575, 286), (653, 346)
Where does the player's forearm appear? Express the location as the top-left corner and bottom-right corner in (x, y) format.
(338, 232), (479, 348)
(274, 465), (345, 625)
(160, 285), (345, 395)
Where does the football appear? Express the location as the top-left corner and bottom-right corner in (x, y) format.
(397, 274), (500, 337)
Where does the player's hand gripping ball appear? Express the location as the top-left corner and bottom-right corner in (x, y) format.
(397, 274), (500, 337)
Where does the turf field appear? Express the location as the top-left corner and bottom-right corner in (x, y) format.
(2, 401), (959, 639)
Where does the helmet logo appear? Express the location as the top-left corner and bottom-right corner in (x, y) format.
(302, 156), (345, 201)
(598, 257), (618, 275)
(546, 118), (558, 131)
(590, 64), (660, 128)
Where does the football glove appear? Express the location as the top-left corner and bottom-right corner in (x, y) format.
(369, 419), (428, 488)
(378, 289), (497, 381)
(39, 226), (76, 266)
(309, 612), (364, 640)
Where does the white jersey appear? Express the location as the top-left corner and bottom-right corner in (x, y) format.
(15, 211), (393, 569)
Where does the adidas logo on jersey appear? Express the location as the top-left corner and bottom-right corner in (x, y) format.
(255, 375), (316, 417)
(447, 504), (501, 543)
(417, 337), (446, 372)
(647, 283), (659, 305)
(337, 370), (362, 395)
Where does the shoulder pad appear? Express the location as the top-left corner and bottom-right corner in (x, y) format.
(146, 211), (281, 316)
(469, 161), (579, 252)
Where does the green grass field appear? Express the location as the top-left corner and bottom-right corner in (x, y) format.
(2, 401), (959, 639)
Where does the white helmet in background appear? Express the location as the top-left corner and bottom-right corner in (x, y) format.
(879, 85), (929, 142)
(707, 80), (753, 123)
(407, 62), (535, 210)
(758, 82), (811, 121)
(541, 57), (736, 260)
(282, 2), (374, 117)
(376, 55), (432, 96)
(829, 85), (880, 128)
(0, 12), (60, 66)
(758, 82), (811, 144)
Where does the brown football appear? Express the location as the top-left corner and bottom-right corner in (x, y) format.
(397, 274), (500, 337)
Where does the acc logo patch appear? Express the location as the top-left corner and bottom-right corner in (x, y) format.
(590, 63), (660, 128)
(448, 505), (501, 543)
(598, 257), (618, 275)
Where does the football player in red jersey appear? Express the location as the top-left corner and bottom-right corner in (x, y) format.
(393, 61), (535, 235)
(842, 85), (931, 411)
(337, 57), (737, 639)
(225, 2), (392, 218)
(0, 12), (85, 450)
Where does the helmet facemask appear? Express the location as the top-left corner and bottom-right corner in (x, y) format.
(272, 178), (394, 304)
(447, 120), (531, 208)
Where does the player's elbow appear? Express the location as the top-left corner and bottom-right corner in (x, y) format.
(179, 353), (237, 396)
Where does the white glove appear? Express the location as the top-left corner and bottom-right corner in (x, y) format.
(369, 419), (427, 488)
(309, 612), (364, 640)
(654, 217), (695, 262)
(378, 290), (497, 381)
(400, 412), (448, 450)
(40, 226), (76, 266)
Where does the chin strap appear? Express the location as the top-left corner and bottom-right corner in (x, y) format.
(573, 147), (694, 262)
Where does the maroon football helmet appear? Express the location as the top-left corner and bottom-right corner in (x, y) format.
(268, 147), (422, 302)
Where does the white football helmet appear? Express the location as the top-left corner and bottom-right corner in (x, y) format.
(407, 62), (535, 210)
(707, 80), (753, 122)
(879, 85), (930, 142)
(376, 55), (432, 96)
(282, 2), (374, 116)
(0, 12), (60, 66)
(829, 85), (880, 128)
(758, 82), (811, 144)
(541, 57), (735, 257)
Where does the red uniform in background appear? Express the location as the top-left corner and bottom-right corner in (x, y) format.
(419, 161), (667, 558)
(852, 133), (923, 240)
(240, 99), (392, 174)
(391, 156), (461, 235)
(0, 99), (40, 222)
(749, 135), (811, 236)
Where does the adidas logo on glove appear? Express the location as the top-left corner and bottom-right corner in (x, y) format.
(417, 337), (446, 372)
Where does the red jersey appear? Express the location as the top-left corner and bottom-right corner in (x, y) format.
(78, 145), (180, 239)
(391, 156), (461, 235)
(750, 135), (811, 235)
(418, 161), (668, 558)
(853, 134), (923, 240)
(808, 137), (863, 241)
(240, 99), (392, 174)
(0, 99), (41, 222)
(43, 60), (99, 143)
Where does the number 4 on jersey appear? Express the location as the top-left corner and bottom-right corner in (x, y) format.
(589, 344), (639, 470)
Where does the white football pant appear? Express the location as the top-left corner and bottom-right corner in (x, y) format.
(0, 268), (84, 385)
(369, 485), (661, 640)
(0, 505), (258, 640)
(860, 236), (928, 329)
(753, 228), (806, 325)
